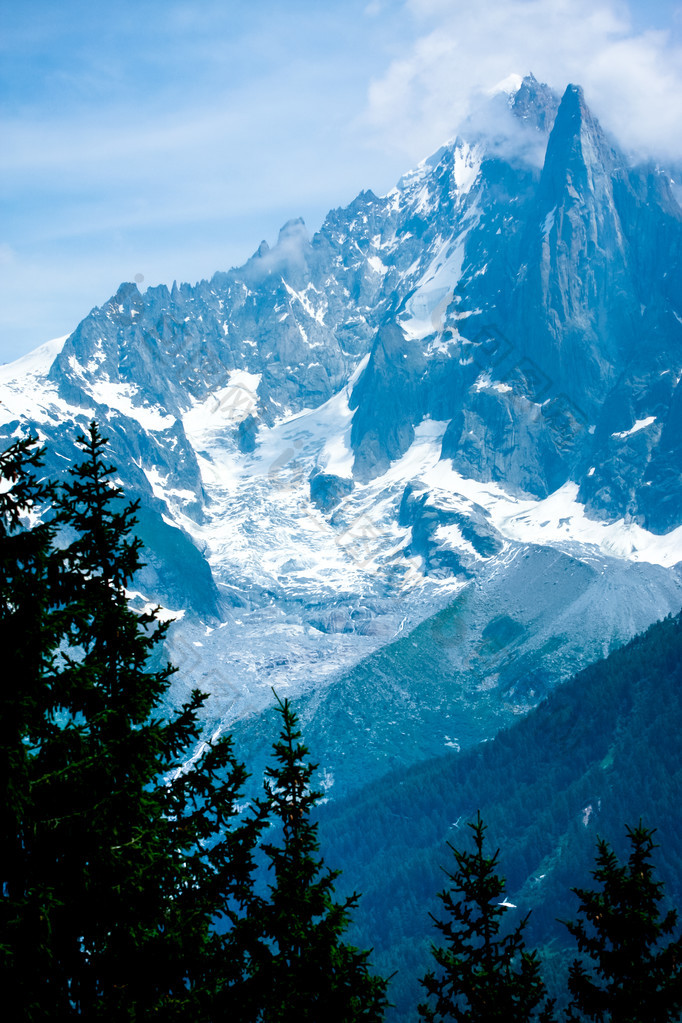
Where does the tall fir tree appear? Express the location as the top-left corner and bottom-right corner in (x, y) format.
(564, 823), (682, 1023)
(245, 691), (389, 1022)
(1, 424), (266, 1019)
(0, 435), (64, 1014)
(418, 812), (554, 1022)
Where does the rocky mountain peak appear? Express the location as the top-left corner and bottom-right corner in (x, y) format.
(510, 73), (560, 133)
(243, 216), (312, 285)
(7, 77), (682, 579)
(277, 216), (309, 245)
(539, 82), (617, 202)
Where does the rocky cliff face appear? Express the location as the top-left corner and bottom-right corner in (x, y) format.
(41, 75), (682, 537)
(2, 75), (681, 765)
(349, 80), (682, 532)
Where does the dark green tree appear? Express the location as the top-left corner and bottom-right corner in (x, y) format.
(0, 435), (63, 1014)
(247, 691), (389, 1022)
(1, 424), (265, 1019)
(564, 823), (682, 1022)
(418, 812), (554, 1022)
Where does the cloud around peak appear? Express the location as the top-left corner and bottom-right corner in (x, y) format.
(363, 0), (682, 166)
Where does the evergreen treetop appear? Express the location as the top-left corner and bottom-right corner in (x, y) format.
(565, 822), (682, 1023)
(247, 690), (390, 1022)
(419, 812), (554, 1022)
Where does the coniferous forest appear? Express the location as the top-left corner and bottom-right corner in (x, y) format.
(3, 426), (682, 1020)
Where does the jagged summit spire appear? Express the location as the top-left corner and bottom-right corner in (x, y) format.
(510, 74), (560, 133)
(538, 82), (615, 199)
(277, 217), (309, 246)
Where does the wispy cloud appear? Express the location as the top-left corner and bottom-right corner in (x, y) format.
(2, 0), (681, 363)
(364, 0), (682, 164)
(1, 0), (412, 359)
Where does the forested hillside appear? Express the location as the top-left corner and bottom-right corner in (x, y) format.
(317, 610), (682, 1016)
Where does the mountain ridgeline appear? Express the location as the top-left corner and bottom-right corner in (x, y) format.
(44, 76), (682, 531)
(1, 75), (681, 793)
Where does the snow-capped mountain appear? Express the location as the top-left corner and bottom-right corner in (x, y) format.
(3, 75), (682, 786)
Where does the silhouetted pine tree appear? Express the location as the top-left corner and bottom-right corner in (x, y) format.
(1, 424), (266, 1019)
(565, 823), (682, 1022)
(418, 812), (554, 1022)
(246, 692), (389, 1022)
(0, 435), (63, 1014)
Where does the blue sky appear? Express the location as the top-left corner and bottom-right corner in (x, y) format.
(2, 0), (681, 362)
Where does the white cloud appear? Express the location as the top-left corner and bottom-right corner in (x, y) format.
(364, 0), (682, 164)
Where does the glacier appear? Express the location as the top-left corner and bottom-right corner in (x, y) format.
(3, 74), (682, 793)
